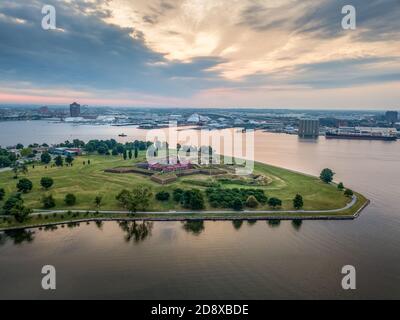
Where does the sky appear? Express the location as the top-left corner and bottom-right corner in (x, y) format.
(0, 0), (399, 109)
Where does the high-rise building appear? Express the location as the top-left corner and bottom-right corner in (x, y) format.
(298, 119), (320, 138)
(70, 102), (81, 117)
(385, 111), (398, 124)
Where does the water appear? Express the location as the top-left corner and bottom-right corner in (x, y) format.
(0, 121), (400, 299)
(0, 120), (151, 146)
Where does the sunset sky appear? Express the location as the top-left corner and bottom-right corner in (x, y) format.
(0, 0), (399, 109)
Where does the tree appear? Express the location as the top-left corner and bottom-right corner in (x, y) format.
(40, 152), (51, 164)
(233, 198), (243, 211)
(112, 148), (118, 156)
(344, 189), (354, 197)
(8, 152), (17, 163)
(0, 188), (5, 201)
(320, 168), (335, 183)
(42, 194), (56, 209)
(205, 187), (267, 209)
(40, 177), (54, 190)
(116, 186), (153, 213)
(20, 148), (32, 158)
(134, 148), (138, 159)
(16, 143), (24, 150)
(155, 191), (170, 201)
(97, 145), (108, 155)
(116, 144), (125, 154)
(17, 178), (33, 193)
(123, 150), (127, 160)
(173, 188), (184, 202)
(128, 149), (132, 159)
(11, 202), (32, 223)
(116, 189), (131, 209)
(94, 195), (103, 208)
(65, 154), (74, 165)
(182, 189), (205, 210)
(1, 193), (31, 222)
(65, 193), (77, 206)
(293, 194), (304, 210)
(3, 194), (21, 214)
(73, 139), (85, 148)
(338, 182), (344, 191)
(0, 156), (11, 168)
(268, 197), (282, 208)
(54, 155), (63, 167)
(246, 195), (259, 208)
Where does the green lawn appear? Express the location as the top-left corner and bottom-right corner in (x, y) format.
(0, 153), (362, 213)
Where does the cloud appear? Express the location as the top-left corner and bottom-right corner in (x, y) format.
(0, 0), (224, 97)
(0, 0), (399, 108)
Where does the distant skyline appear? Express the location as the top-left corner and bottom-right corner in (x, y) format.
(0, 0), (399, 109)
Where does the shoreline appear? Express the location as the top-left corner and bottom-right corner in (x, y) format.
(0, 198), (370, 232)
(0, 154), (370, 231)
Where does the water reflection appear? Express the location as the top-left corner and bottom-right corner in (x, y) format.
(291, 220), (303, 231)
(0, 229), (35, 245)
(232, 220), (243, 230)
(247, 220), (257, 226)
(95, 221), (104, 230)
(267, 220), (281, 228)
(67, 222), (80, 229)
(182, 220), (205, 235)
(44, 225), (58, 231)
(118, 221), (153, 243)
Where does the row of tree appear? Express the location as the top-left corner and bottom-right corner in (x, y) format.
(120, 187), (304, 212)
(40, 153), (74, 167)
(116, 187), (207, 212)
(24, 193), (103, 210)
(205, 187), (268, 210)
(84, 139), (151, 156)
(12, 176), (56, 194)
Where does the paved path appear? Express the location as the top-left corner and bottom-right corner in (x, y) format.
(32, 196), (358, 216)
(0, 167), (12, 173)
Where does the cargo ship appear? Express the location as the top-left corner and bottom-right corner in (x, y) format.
(326, 127), (397, 141)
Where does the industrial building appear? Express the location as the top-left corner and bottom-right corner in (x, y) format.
(298, 119), (320, 138)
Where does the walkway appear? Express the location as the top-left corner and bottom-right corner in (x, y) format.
(32, 196), (358, 216)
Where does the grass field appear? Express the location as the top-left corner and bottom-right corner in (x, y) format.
(0, 153), (364, 215)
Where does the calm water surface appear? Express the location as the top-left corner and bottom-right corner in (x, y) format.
(0, 121), (399, 299)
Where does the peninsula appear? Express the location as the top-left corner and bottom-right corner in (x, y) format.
(0, 139), (369, 230)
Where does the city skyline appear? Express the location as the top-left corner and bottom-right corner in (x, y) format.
(0, 0), (399, 109)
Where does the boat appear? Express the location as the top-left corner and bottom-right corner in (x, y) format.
(118, 133), (127, 137)
(326, 127), (397, 141)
